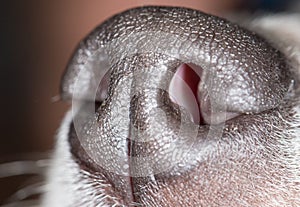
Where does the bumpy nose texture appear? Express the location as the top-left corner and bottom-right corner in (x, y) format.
(71, 53), (201, 203)
(63, 6), (293, 205)
(62, 6), (291, 114)
(125, 54), (199, 178)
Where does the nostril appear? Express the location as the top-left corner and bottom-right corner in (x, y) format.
(169, 63), (204, 124)
(169, 64), (241, 125)
(96, 70), (111, 103)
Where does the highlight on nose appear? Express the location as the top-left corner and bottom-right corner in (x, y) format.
(61, 6), (296, 206)
(65, 5), (292, 178)
(62, 6), (291, 116)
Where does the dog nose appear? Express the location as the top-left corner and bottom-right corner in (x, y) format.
(64, 6), (293, 205)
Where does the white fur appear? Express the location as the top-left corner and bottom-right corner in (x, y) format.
(41, 109), (123, 207)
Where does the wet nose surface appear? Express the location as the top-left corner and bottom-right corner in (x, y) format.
(62, 7), (290, 113)
(64, 6), (294, 206)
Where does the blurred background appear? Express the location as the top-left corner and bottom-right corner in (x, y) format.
(0, 0), (298, 205)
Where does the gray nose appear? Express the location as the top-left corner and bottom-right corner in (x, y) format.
(62, 6), (292, 205)
(70, 52), (202, 204)
(92, 52), (201, 176)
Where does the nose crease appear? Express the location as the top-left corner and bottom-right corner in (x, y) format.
(63, 6), (295, 206)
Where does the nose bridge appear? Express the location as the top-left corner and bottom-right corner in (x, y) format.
(99, 53), (186, 176)
(115, 54), (199, 178)
(128, 62), (179, 177)
(129, 58), (178, 132)
(105, 53), (180, 132)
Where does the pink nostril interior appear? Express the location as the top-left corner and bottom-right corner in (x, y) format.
(169, 64), (204, 124)
(96, 70), (111, 102)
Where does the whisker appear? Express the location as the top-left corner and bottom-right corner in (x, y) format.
(0, 160), (50, 178)
(7, 182), (46, 202)
(51, 94), (61, 102)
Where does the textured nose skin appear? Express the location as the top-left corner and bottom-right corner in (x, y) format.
(62, 7), (290, 114)
(64, 6), (294, 206)
(71, 53), (202, 204)
(125, 54), (199, 178)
